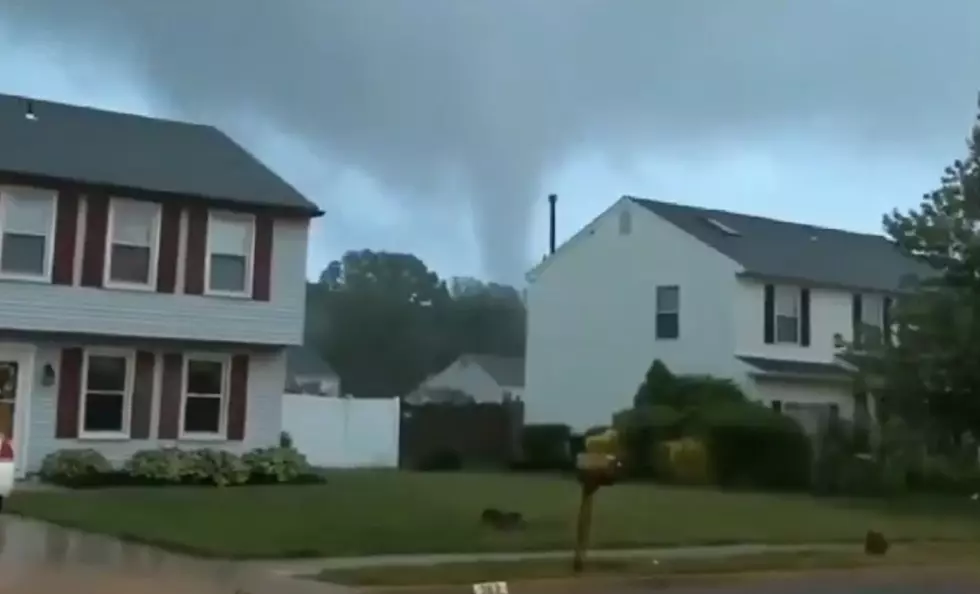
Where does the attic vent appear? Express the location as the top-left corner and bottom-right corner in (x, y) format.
(705, 217), (740, 236)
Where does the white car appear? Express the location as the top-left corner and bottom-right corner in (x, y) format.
(0, 435), (13, 512)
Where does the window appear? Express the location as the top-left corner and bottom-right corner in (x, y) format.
(106, 198), (160, 287)
(774, 286), (799, 343)
(181, 355), (228, 437)
(207, 212), (254, 295)
(860, 294), (884, 346)
(618, 210), (632, 235)
(770, 400), (782, 413)
(0, 187), (55, 278)
(80, 350), (132, 437)
(656, 285), (680, 339)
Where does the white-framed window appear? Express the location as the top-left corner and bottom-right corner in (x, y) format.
(774, 286), (800, 344)
(0, 186), (56, 280)
(104, 197), (161, 289)
(860, 294), (884, 346)
(655, 285), (680, 339)
(206, 211), (254, 296)
(79, 348), (133, 438)
(180, 354), (229, 438)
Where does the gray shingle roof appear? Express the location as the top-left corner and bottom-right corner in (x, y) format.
(463, 354), (525, 387)
(0, 94), (320, 215)
(286, 346), (336, 378)
(631, 197), (934, 293)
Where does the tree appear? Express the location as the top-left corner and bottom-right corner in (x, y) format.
(857, 95), (980, 442)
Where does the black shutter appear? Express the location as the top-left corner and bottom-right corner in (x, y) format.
(763, 284), (775, 344)
(800, 288), (811, 346)
(883, 296), (893, 345)
(852, 294), (863, 348)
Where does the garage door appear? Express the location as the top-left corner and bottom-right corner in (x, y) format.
(752, 379), (852, 435)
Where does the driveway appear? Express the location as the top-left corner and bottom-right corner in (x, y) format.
(0, 515), (355, 593)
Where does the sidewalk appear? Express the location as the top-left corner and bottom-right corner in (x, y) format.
(253, 542), (856, 576)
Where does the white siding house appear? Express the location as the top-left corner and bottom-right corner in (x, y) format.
(524, 196), (930, 433)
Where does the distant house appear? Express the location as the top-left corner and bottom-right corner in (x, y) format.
(406, 354), (524, 404)
(285, 346), (340, 397)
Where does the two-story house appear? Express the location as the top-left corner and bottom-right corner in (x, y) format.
(0, 94), (321, 477)
(524, 195), (931, 432)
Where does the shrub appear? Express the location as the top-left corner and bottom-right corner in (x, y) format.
(124, 448), (191, 483)
(656, 437), (713, 485)
(39, 449), (112, 485)
(416, 449), (462, 471)
(243, 446), (312, 483)
(696, 402), (812, 490)
(184, 449), (250, 487)
(517, 423), (572, 470)
(613, 404), (684, 478)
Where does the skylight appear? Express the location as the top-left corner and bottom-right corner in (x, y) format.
(705, 217), (740, 236)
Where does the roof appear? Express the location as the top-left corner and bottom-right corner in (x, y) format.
(286, 346), (336, 378)
(738, 355), (850, 378)
(630, 197), (934, 293)
(0, 94), (321, 215)
(462, 354), (525, 387)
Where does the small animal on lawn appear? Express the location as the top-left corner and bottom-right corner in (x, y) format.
(480, 507), (526, 530)
(865, 530), (889, 555)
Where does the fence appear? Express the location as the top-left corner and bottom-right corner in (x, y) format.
(281, 394), (400, 468)
(399, 401), (524, 469)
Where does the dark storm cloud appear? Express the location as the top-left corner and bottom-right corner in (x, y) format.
(1, 0), (979, 280)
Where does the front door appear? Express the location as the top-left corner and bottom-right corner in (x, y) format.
(0, 362), (18, 447)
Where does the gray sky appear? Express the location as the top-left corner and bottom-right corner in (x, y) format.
(0, 0), (978, 284)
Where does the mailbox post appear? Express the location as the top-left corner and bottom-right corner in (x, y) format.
(572, 447), (620, 572)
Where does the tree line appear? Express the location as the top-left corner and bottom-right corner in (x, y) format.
(306, 249), (526, 398)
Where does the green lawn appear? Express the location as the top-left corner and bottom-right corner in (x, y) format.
(8, 471), (980, 559)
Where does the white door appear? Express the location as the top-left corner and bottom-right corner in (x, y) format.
(0, 346), (35, 478)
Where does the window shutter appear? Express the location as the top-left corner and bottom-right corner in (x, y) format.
(252, 216), (273, 301)
(52, 190), (79, 285)
(883, 296), (893, 345)
(130, 351), (156, 439)
(852, 293), (863, 348)
(184, 206), (208, 295)
(227, 354), (249, 441)
(80, 193), (109, 288)
(799, 288), (811, 346)
(55, 348), (83, 438)
(156, 203), (182, 293)
(158, 353), (183, 439)
(763, 284), (775, 344)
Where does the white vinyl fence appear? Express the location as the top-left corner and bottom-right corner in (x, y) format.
(281, 394), (401, 468)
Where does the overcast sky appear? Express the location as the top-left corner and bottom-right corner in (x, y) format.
(0, 1), (978, 284)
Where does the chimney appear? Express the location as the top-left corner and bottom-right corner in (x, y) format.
(548, 193), (557, 255)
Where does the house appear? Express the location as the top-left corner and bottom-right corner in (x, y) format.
(285, 345), (340, 397)
(524, 196), (932, 433)
(0, 94), (321, 478)
(406, 354), (525, 404)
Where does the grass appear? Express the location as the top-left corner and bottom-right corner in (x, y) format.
(317, 544), (980, 587)
(8, 470), (980, 559)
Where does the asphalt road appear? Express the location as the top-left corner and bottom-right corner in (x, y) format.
(626, 571), (980, 594)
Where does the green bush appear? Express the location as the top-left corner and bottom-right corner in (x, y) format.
(124, 448), (192, 483)
(184, 449), (250, 487)
(696, 402), (812, 490)
(613, 404), (684, 478)
(243, 446), (312, 483)
(39, 449), (112, 485)
(518, 423), (572, 470)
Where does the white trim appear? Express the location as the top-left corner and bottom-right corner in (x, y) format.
(103, 197), (162, 292)
(204, 210), (255, 298)
(179, 352), (230, 440)
(0, 343), (37, 479)
(0, 186), (57, 283)
(78, 347), (134, 440)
